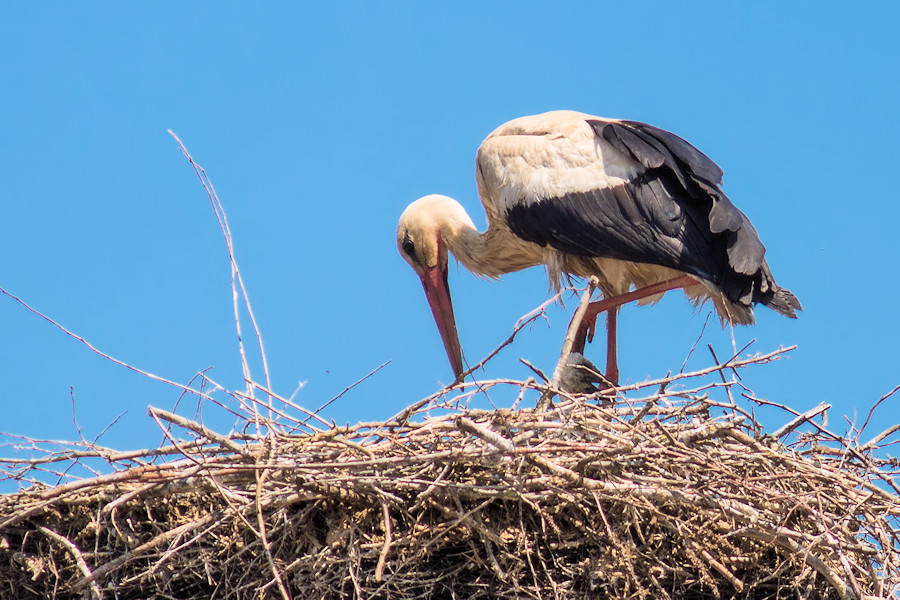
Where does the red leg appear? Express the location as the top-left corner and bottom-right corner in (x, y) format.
(606, 308), (619, 385)
(572, 274), (697, 381)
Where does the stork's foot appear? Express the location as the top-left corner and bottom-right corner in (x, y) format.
(570, 305), (618, 386)
(571, 275), (698, 387)
(573, 294), (622, 356)
(572, 315), (593, 355)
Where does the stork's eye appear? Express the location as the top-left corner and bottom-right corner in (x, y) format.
(401, 235), (416, 259)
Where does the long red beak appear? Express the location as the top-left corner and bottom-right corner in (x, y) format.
(420, 264), (464, 379)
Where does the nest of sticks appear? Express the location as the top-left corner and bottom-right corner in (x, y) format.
(2, 148), (899, 598)
(2, 346), (899, 600)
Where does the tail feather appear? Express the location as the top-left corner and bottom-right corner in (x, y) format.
(764, 287), (802, 319)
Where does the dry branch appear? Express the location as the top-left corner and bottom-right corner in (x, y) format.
(2, 351), (898, 600)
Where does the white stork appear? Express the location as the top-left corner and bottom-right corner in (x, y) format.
(397, 110), (800, 384)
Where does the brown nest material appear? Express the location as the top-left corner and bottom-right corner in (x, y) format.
(1, 347), (899, 599)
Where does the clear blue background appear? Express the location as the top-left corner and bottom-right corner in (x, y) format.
(1, 3), (897, 482)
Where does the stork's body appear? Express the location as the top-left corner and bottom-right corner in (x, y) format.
(398, 111), (800, 383)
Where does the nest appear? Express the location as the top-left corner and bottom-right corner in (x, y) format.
(2, 347), (899, 600)
(4, 133), (895, 599)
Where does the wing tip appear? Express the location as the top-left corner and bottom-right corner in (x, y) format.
(764, 287), (803, 319)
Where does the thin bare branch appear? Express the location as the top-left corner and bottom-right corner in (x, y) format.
(0, 285), (215, 403)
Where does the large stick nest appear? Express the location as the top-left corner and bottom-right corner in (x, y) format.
(1, 348), (899, 599)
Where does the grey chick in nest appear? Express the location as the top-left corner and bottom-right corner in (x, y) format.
(559, 353), (614, 399)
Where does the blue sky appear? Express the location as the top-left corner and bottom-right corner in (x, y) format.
(1, 3), (898, 480)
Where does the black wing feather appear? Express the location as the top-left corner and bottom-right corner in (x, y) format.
(506, 176), (725, 284)
(598, 121), (689, 188)
(504, 118), (797, 314)
(598, 120), (767, 277)
(617, 120), (724, 184)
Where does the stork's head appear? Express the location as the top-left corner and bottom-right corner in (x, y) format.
(397, 195), (467, 379)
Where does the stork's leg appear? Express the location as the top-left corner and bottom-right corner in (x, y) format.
(606, 308), (619, 385)
(572, 274), (697, 381)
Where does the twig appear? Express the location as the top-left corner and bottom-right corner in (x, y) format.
(454, 289), (563, 384)
(616, 346), (796, 393)
(254, 444), (291, 600)
(245, 381), (329, 428)
(374, 501), (393, 582)
(38, 526), (103, 600)
(680, 312), (712, 374)
(770, 402), (831, 440)
(168, 130), (274, 420)
(148, 406), (249, 457)
(304, 361), (391, 424)
(707, 344), (738, 418)
(863, 424), (900, 450)
(512, 377), (536, 410)
(539, 278), (598, 410)
(519, 359), (549, 383)
(860, 383), (900, 436)
(550, 277), (599, 388)
(0, 285), (215, 403)
(456, 417), (516, 453)
(72, 512), (225, 590)
(736, 527), (852, 598)
(699, 547), (743, 592)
